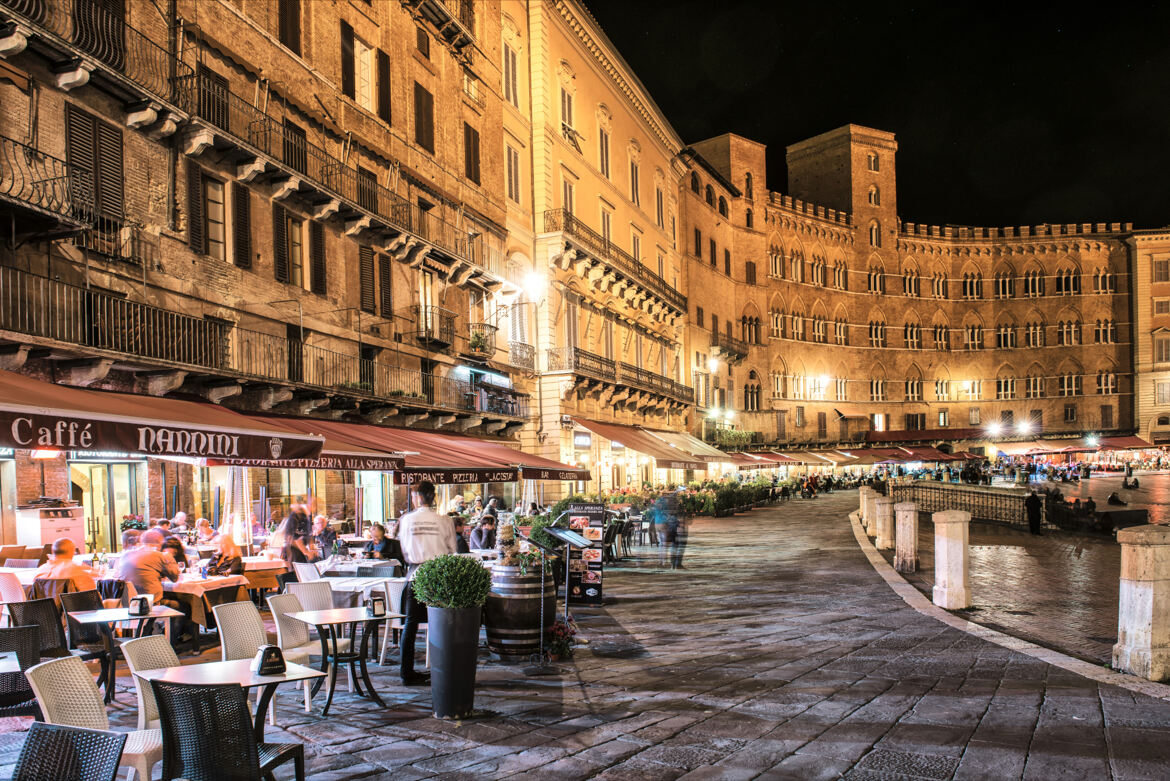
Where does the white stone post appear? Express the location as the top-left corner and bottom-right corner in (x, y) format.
(894, 501), (918, 573)
(875, 496), (895, 550)
(1113, 525), (1170, 681)
(863, 491), (880, 536)
(931, 510), (971, 609)
(858, 486), (872, 526)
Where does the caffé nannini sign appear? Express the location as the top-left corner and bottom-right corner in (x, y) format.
(0, 411), (322, 461)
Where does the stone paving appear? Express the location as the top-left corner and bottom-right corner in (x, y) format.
(4, 491), (1170, 779)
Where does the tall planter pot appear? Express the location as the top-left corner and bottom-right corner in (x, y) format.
(427, 605), (482, 719)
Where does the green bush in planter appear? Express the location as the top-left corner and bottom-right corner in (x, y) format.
(527, 513), (564, 551)
(412, 554), (492, 609)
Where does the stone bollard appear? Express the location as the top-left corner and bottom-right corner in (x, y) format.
(1113, 525), (1170, 681)
(863, 491), (880, 536)
(875, 496), (895, 550)
(858, 486), (872, 527)
(894, 501), (918, 573)
(931, 510), (971, 609)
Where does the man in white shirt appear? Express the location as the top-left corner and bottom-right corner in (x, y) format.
(396, 480), (455, 685)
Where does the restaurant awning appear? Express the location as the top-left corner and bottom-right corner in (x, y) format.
(761, 451), (802, 464)
(726, 452), (775, 469)
(771, 451), (832, 464)
(641, 428), (729, 463)
(807, 450), (859, 465)
(202, 411), (405, 471)
(1097, 435), (1155, 450)
(865, 427), (983, 443)
(833, 406), (870, 420)
(0, 370), (323, 461)
(574, 418), (707, 470)
(897, 446), (958, 462)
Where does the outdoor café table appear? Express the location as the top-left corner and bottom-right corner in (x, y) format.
(65, 605), (184, 703)
(195, 556), (286, 592)
(320, 558), (402, 577)
(0, 651), (17, 675)
(135, 658), (326, 743)
(162, 573), (248, 650)
(288, 607), (401, 716)
(323, 575), (403, 601)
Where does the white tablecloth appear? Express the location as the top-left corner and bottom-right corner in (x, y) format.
(324, 576), (403, 599)
(163, 574), (248, 597)
(0, 567), (38, 586)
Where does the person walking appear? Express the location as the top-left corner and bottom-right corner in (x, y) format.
(396, 480), (456, 686)
(1024, 490), (1042, 535)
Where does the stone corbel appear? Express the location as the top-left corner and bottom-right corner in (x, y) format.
(0, 23), (30, 58)
(134, 370), (188, 397)
(147, 112), (181, 140)
(402, 412), (429, 427)
(480, 421), (507, 434)
(404, 241), (429, 268)
(182, 125), (215, 157)
(237, 158), (267, 183)
(431, 413), (458, 428)
(272, 177), (301, 201)
(0, 345), (29, 371)
(233, 386), (293, 411)
(345, 215), (371, 236)
(124, 101), (159, 130)
(456, 415), (484, 432)
(53, 59), (91, 91)
(362, 405), (399, 424)
(182, 380), (241, 405)
(55, 358), (113, 387)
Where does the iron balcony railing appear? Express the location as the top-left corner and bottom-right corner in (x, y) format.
(0, 0), (192, 104)
(547, 346), (616, 383)
(508, 341), (535, 371)
(543, 209), (686, 314)
(0, 133), (92, 223)
(467, 322), (496, 357)
(712, 331), (749, 359)
(74, 216), (158, 267)
(0, 266), (529, 419)
(177, 72), (506, 278)
(618, 361), (693, 402)
(412, 305), (456, 347)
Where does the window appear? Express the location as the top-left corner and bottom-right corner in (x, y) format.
(905, 413), (926, 431)
(935, 379), (951, 399)
(867, 266), (884, 293)
(834, 262), (847, 289)
(939, 409), (950, 427)
(995, 324), (1016, 349)
(413, 83), (434, 153)
(690, 171), (700, 193)
(1097, 372), (1117, 395)
(505, 145), (521, 204)
(790, 253), (804, 282)
(770, 251), (783, 278)
(869, 221), (881, 247)
(705, 185), (714, 206)
(310, 221), (328, 296)
(836, 378), (847, 401)
(1094, 319), (1116, 344)
(502, 43), (519, 107)
(631, 229), (641, 261)
(812, 259), (826, 286)
(272, 204), (304, 288)
(1157, 336), (1170, 364)
(655, 187), (664, 228)
(281, 119), (307, 173)
(812, 317), (826, 343)
(359, 246), (375, 314)
(693, 229), (702, 256)
(934, 324), (949, 351)
(902, 268), (919, 296)
(932, 273), (947, 299)
(745, 172), (753, 199)
(791, 313), (805, 341)
(232, 182), (251, 269)
(1023, 269), (1044, 297)
(657, 252), (665, 278)
(356, 166), (377, 212)
(598, 129), (610, 178)
(717, 196), (728, 217)
(745, 262), (757, 285)
(415, 26), (430, 58)
(1026, 376), (1043, 399)
(964, 324), (983, 350)
(560, 87), (574, 130)
(279, 0), (301, 54)
(769, 310), (780, 337)
(709, 238), (716, 266)
(1057, 321), (1081, 346)
(868, 321), (886, 348)
(1064, 404), (1077, 423)
(867, 153), (879, 172)
(1025, 322), (1045, 348)
(965, 381), (982, 401)
(903, 322), (921, 349)
(1059, 374), (1082, 397)
(600, 208), (612, 243)
(696, 307), (704, 328)
(350, 33), (375, 111)
(1055, 268), (1080, 295)
(996, 378), (1016, 400)
(1029, 410), (1043, 428)
(969, 407), (981, 425)
(463, 123), (480, 184)
(994, 271), (1014, 298)
(1157, 382), (1170, 405)
(962, 273), (983, 299)
(562, 176), (575, 214)
(629, 160), (640, 205)
(906, 379), (922, 401)
(835, 320), (848, 345)
(817, 412), (828, 439)
(795, 406), (806, 426)
(66, 104), (124, 227)
(1101, 404), (1114, 428)
(870, 380), (886, 401)
(867, 185), (881, 206)
(746, 209), (754, 229)
(197, 65), (229, 129)
(1094, 269), (1116, 293)
(1001, 409), (1014, 426)
(724, 249), (731, 276)
(203, 177), (225, 261)
(1156, 299), (1170, 315)
(1155, 258), (1170, 283)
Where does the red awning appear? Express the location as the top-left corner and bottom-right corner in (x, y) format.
(203, 411), (404, 471)
(762, 451), (801, 463)
(0, 370), (322, 461)
(726, 452), (775, 469)
(1097, 435), (1155, 450)
(897, 446), (959, 462)
(865, 427), (982, 443)
(574, 418), (707, 470)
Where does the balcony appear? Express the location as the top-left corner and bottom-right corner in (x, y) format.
(618, 362), (695, 404)
(546, 347), (693, 408)
(547, 346), (616, 383)
(0, 133), (91, 241)
(411, 305), (456, 349)
(0, 265), (528, 429)
(177, 72), (513, 291)
(0, 0), (192, 109)
(711, 332), (749, 362)
(465, 322), (496, 359)
(409, 0), (475, 57)
(74, 217), (158, 267)
(542, 209), (686, 321)
(508, 341), (535, 372)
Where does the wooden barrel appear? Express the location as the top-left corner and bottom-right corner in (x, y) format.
(483, 564), (556, 660)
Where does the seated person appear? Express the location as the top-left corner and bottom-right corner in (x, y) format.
(1084, 496), (1097, 514)
(118, 529), (191, 642)
(155, 519), (176, 539)
(453, 517), (470, 554)
(363, 523), (402, 562)
(469, 517), (496, 550)
(33, 538), (96, 592)
(446, 495), (467, 515)
(312, 514), (337, 559)
(171, 511), (189, 531)
(159, 536), (190, 568)
(1108, 491), (1127, 506)
(206, 535), (244, 576)
(194, 517), (216, 543)
(121, 529), (142, 552)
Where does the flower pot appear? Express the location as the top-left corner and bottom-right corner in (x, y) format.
(427, 605), (482, 719)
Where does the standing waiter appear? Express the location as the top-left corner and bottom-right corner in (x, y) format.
(396, 480), (456, 686)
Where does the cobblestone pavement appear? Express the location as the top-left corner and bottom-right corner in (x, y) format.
(1014, 470), (1170, 524)
(885, 519), (1121, 665)
(4, 491), (1170, 779)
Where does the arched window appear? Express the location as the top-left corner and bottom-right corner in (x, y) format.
(745, 209), (753, 229)
(744, 371), (761, 412)
(867, 153), (879, 172)
(867, 185), (880, 206)
(705, 185), (715, 206)
(869, 221), (881, 247)
(690, 171), (700, 193)
(718, 196), (728, 217)
(868, 320), (887, 347)
(744, 172), (753, 199)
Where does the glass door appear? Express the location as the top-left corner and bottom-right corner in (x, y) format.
(71, 463), (110, 553)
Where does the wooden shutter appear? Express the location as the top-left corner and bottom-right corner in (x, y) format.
(64, 105), (95, 217)
(232, 182), (251, 269)
(186, 160), (204, 253)
(413, 82), (433, 153)
(340, 20), (355, 99)
(273, 203), (289, 283)
(463, 123), (480, 184)
(279, 0), (300, 54)
(378, 253), (392, 317)
(94, 119), (123, 220)
(359, 246), (375, 313)
(310, 220), (327, 295)
(377, 49), (391, 123)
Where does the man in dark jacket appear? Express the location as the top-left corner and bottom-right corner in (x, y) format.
(1024, 491), (1042, 535)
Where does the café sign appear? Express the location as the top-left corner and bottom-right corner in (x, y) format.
(395, 468), (518, 485)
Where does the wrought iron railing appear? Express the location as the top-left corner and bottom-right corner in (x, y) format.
(889, 482), (1047, 532)
(0, 0), (192, 104)
(508, 341), (535, 371)
(177, 72), (506, 278)
(0, 266), (529, 419)
(75, 217), (157, 267)
(0, 133), (92, 222)
(412, 305), (456, 346)
(712, 331), (749, 358)
(467, 322), (497, 357)
(543, 209), (686, 313)
(547, 346), (616, 382)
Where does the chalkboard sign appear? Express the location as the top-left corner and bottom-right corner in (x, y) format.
(565, 502), (605, 605)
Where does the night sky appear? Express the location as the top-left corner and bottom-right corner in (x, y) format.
(583, 1), (1170, 230)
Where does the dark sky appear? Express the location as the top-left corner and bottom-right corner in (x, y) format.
(583, 1), (1170, 229)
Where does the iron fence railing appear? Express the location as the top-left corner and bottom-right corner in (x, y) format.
(467, 322), (497, 357)
(0, 133), (92, 222)
(547, 346), (616, 382)
(508, 341), (535, 371)
(543, 209), (686, 313)
(0, 266), (528, 419)
(74, 216), (157, 267)
(177, 71), (506, 277)
(0, 0), (192, 104)
(411, 305), (456, 346)
(712, 331), (749, 358)
(889, 482), (1048, 531)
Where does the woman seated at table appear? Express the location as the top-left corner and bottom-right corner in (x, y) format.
(159, 536), (193, 570)
(206, 535), (244, 576)
(363, 523), (402, 561)
(194, 517), (216, 543)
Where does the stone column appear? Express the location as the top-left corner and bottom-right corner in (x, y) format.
(894, 501), (918, 573)
(864, 491), (880, 536)
(875, 496), (895, 550)
(1113, 525), (1170, 681)
(858, 486), (872, 525)
(931, 510), (971, 609)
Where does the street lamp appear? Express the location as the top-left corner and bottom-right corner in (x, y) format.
(987, 422), (1003, 437)
(1016, 420), (1032, 435)
(1086, 434), (1100, 448)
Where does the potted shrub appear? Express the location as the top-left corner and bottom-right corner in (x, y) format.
(412, 554), (492, 719)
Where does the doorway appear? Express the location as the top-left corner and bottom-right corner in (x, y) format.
(70, 461), (139, 553)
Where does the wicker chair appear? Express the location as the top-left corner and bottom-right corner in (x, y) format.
(212, 601), (309, 724)
(58, 590), (107, 649)
(285, 580), (338, 612)
(150, 680), (305, 781)
(12, 722), (126, 781)
(266, 592), (344, 706)
(0, 545), (23, 565)
(25, 655), (162, 781)
(291, 561), (321, 582)
(5, 558), (40, 569)
(0, 625), (42, 719)
(9, 599), (110, 695)
(0, 571), (26, 627)
(120, 635), (179, 731)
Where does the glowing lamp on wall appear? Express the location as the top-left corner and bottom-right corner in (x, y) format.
(986, 422), (1003, 437)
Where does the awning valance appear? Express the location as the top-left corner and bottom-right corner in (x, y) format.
(1097, 435), (1154, 450)
(574, 418), (707, 470)
(0, 370), (322, 461)
(865, 427), (982, 443)
(203, 412), (405, 471)
(726, 452), (775, 469)
(641, 428), (729, 463)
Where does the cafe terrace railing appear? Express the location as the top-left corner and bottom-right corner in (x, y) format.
(889, 481), (1044, 532)
(542, 208), (686, 314)
(0, 0), (192, 105)
(546, 346), (693, 404)
(0, 133), (92, 223)
(0, 266), (528, 419)
(177, 72), (506, 278)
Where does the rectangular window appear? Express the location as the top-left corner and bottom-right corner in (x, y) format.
(287, 213), (304, 289)
(629, 160), (640, 205)
(1064, 403), (1077, 423)
(906, 379), (922, 401)
(65, 104), (124, 226)
(1101, 404), (1114, 428)
(505, 145), (521, 204)
(502, 43), (518, 107)
(279, 0), (301, 54)
(598, 129), (610, 178)
(282, 119), (307, 174)
(693, 228), (702, 257)
(356, 166), (377, 212)
(197, 65), (229, 130)
(938, 409), (950, 427)
(969, 407), (981, 425)
(656, 187), (664, 228)
(1155, 299), (1170, 315)
(354, 35), (375, 111)
(1157, 381), (1170, 405)
(1155, 259), (1170, 282)
(1026, 376), (1043, 399)
(709, 238), (716, 266)
(562, 177), (574, 214)
(232, 181), (251, 269)
(905, 413), (926, 431)
(414, 82), (435, 153)
(836, 378), (847, 401)
(416, 26), (430, 59)
(359, 246), (375, 314)
(746, 262), (757, 285)
(724, 249), (731, 276)
(696, 307), (704, 328)
(817, 412), (827, 439)
(204, 177), (225, 261)
(378, 253), (392, 317)
(1157, 336), (1170, 363)
(600, 209), (612, 243)
(464, 123), (481, 184)
(631, 230), (641, 261)
(309, 221), (327, 296)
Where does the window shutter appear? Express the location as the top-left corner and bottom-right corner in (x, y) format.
(94, 119), (123, 220)
(340, 20), (355, 99)
(232, 182), (251, 269)
(186, 160), (204, 253)
(359, 246), (375, 313)
(273, 203), (289, 283)
(310, 220), (327, 295)
(413, 82), (433, 153)
(464, 123), (480, 184)
(279, 0), (300, 54)
(378, 253), (392, 317)
(64, 105), (95, 218)
(377, 49), (391, 123)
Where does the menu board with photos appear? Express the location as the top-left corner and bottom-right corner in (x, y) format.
(566, 502), (605, 605)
